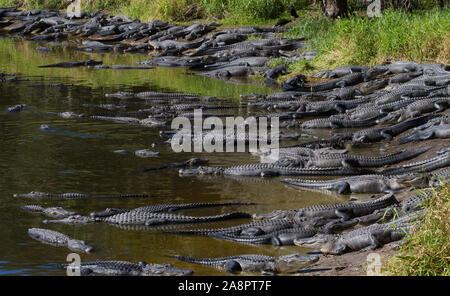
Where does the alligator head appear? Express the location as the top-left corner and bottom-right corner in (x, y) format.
(293, 233), (337, 248)
(185, 158), (209, 167)
(273, 254), (319, 273)
(13, 191), (49, 198)
(252, 210), (296, 220)
(67, 239), (94, 253)
(391, 174), (429, 189)
(141, 263), (193, 276)
(43, 215), (98, 225)
(44, 207), (76, 218)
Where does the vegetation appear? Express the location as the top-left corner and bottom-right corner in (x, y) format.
(284, 8), (450, 74)
(384, 182), (450, 276)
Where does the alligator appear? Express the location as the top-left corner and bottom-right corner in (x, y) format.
(20, 205), (76, 218)
(87, 65), (155, 70)
(6, 104), (27, 113)
(172, 253), (319, 275)
(90, 201), (255, 218)
(139, 158), (209, 172)
(103, 211), (251, 226)
(59, 260), (193, 276)
(352, 115), (436, 144)
(295, 212), (422, 254)
(389, 71), (423, 84)
(380, 152), (450, 175)
(253, 193), (399, 221)
(13, 191), (150, 199)
(303, 146), (430, 168)
(27, 228), (94, 253)
(358, 78), (389, 95)
(377, 97), (450, 123)
(397, 124), (450, 144)
(282, 174), (426, 194)
(308, 66), (369, 79)
(113, 149), (160, 158)
(164, 219), (296, 237)
(300, 116), (380, 129)
(179, 164), (372, 177)
(209, 227), (318, 246)
(38, 60), (102, 68)
(82, 103), (127, 110)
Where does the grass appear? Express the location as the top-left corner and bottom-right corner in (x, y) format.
(283, 8), (450, 75)
(384, 182), (450, 276)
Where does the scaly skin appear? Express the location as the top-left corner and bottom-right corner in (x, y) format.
(282, 174), (425, 194)
(27, 228), (94, 253)
(20, 205), (76, 218)
(59, 260), (193, 276)
(13, 191), (150, 199)
(172, 253), (319, 274)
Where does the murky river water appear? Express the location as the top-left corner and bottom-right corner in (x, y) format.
(0, 37), (370, 276)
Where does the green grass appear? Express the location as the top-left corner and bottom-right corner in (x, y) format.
(284, 8), (450, 74)
(384, 183), (450, 276)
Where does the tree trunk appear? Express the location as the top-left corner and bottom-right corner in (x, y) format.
(320, 0), (349, 18)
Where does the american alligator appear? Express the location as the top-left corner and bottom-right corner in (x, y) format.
(6, 104), (27, 113)
(88, 65), (155, 70)
(59, 260), (193, 276)
(139, 158), (209, 172)
(38, 60), (102, 68)
(13, 191), (150, 199)
(397, 124), (450, 144)
(295, 212), (422, 254)
(102, 211), (251, 226)
(172, 254), (319, 275)
(380, 152), (450, 175)
(209, 227), (318, 246)
(300, 116), (380, 129)
(282, 174), (426, 194)
(308, 66), (369, 79)
(113, 149), (160, 158)
(21, 205), (76, 218)
(90, 201), (255, 218)
(82, 103), (127, 110)
(179, 164), (372, 177)
(377, 97), (450, 123)
(352, 115), (436, 144)
(28, 228), (94, 253)
(164, 219), (296, 237)
(253, 193), (398, 221)
(303, 146), (430, 168)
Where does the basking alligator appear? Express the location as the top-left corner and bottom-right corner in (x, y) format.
(59, 260), (193, 276)
(21, 205), (76, 218)
(397, 124), (450, 144)
(253, 193), (399, 221)
(172, 254), (319, 275)
(6, 104), (27, 113)
(294, 212), (422, 254)
(303, 147), (430, 168)
(139, 158), (209, 172)
(179, 164), (372, 177)
(28, 228), (94, 253)
(380, 152), (450, 176)
(282, 174), (426, 194)
(90, 201), (256, 218)
(14, 191), (150, 199)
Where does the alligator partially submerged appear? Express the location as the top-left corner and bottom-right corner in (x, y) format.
(20, 205), (76, 218)
(27, 228), (94, 253)
(13, 192), (150, 199)
(59, 260), (193, 276)
(139, 158), (209, 172)
(282, 174), (426, 194)
(172, 254), (319, 275)
(38, 60), (102, 68)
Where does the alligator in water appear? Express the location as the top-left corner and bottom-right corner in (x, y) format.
(294, 211), (423, 254)
(14, 191), (150, 199)
(253, 193), (399, 222)
(20, 205), (76, 218)
(171, 253), (319, 275)
(59, 260), (193, 276)
(113, 149), (160, 158)
(27, 228), (94, 253)
(38, 60), (103, 68)
(89, 201), (256, 218)
(282, 174), (427, 194)
(5, 104), (27, 113)
(139, 158), (209, 172)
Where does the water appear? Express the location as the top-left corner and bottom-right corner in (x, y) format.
(0, 37), (361, 276)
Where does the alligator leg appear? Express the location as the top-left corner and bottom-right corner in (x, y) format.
(358, 234), (381, 252)
(380, 131), (393, 141)
(335, 182), (351, 194)
(225, 261), (242, 273)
